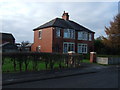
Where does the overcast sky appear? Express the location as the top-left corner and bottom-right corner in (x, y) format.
(0, 1), (118, 43)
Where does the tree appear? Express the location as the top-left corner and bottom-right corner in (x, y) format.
(94, 36), (106, 54)
(20, 41), (29, 51)
(102, 14), (120, 54)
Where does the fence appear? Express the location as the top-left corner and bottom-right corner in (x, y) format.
(97, 57), (120, 65)
(2, 52), (83, 72)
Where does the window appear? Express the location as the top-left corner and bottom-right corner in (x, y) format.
(89, 33), (92, 41)
(78, 32), (82, 40)
(78, 43), (87, 53)
(78, 31), (88, 40)
(56, 27), (61, 37)
(36, 45), (41, 52)
(64, 29), (75, 39)
(38, 30), (42, 39)
(84, 32), (88, 40)
(63, 42), (75, 53)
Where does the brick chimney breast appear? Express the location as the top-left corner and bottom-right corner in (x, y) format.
(62, 11), (69, 20)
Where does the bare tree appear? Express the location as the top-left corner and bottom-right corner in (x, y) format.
(20, 41), (29, 51)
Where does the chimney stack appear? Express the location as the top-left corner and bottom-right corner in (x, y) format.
(62, 11), (69, 20)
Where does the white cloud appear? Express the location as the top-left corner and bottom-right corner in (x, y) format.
(0, 0), (119, 2)
(0, 2), (118, 43)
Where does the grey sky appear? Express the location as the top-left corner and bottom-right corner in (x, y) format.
(0, 1), (118, 43)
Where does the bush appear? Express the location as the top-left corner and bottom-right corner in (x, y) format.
(2, 52), (83, 72)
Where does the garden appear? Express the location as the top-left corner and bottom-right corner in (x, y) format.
(2, 52), (84, 73)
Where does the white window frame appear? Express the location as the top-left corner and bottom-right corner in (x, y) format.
(38, 30), (42, 39)
(64, 29), (75, 39)
(63, 42), (75, 53)
(56, 27), (61, 37)
(78, 43), (87, 54)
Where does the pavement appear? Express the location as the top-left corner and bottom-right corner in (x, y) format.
(2, 63), (113, 86)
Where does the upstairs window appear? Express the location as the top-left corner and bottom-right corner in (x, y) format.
(56, 27), (61, 37)
(84, 32), (88, 40)
(78, 31), (88, 40)
(89, 33), (92, 41)
(38, 30), (42, 39)
(78, 32), (82, 40)
(64, 29), (75, 39)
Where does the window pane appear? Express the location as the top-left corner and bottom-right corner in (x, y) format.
(64, 44), (67, 53)
(89, 33), (92, 41)
(68, 30), (70, 38)
(56, 28), (60, 37)
(63, 42), (75, 53)
(85, 32), (88, 40)
(78, 32), (82, 40)
(64, 29), (68, 38)
(39, 31), (42, 39)
(64, 29), (75, 39)
(71, 30), (75, 39)
(78, 44), (87, 53)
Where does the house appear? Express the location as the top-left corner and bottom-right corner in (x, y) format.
(31, 11), (95, 54)
(0, 42), (18, 52)
(0, 32), (15, 44)
(24, 43), (33, 52)
(0, 32), (18, 52)
(16, 42), (33, 52)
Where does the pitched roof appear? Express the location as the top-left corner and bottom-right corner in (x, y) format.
(0, 32), (15, 40)
(33, 18), (94, 33)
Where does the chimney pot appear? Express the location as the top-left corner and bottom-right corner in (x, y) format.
(62, 11), (69, 20)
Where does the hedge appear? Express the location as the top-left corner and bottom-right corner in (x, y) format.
(2, 52), (83, 72)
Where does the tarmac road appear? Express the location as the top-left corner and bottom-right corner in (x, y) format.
(3, 65), (119, 88)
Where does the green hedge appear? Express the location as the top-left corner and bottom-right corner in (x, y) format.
(2, 52), (83, 72)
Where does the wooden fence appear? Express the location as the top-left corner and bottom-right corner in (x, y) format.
(2, 52), (83, 72)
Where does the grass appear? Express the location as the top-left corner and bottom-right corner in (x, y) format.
(82, 59), (90, 63)
(3, 58), (94, 73)
(2, 58), (66, 73)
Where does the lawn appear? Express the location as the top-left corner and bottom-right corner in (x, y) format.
(2, 58), (88, 73)
(2, 58), (66, 73)
(81, 59), (90, 63)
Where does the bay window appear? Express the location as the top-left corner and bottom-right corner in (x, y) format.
(78, 31), (88, 40)
(78, 43), (87, 53)
(63, 42), (75, 53)
(64, 29), (75, 39)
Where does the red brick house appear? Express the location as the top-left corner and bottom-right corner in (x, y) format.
(31, 12), (95, 54)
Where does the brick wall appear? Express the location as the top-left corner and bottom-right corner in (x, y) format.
(32, 27), (94, 53)
(31, 27), (53, 52)
(52, 28), (94, 53)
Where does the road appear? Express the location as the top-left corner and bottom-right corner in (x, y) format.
(3, 66), (120, 88)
